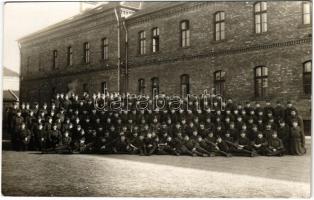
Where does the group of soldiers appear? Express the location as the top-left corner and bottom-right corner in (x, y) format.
(6, 92), (306, 157)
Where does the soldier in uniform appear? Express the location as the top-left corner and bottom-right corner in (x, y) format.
(48, 124), (62, 151)
(252, 132), (268, 155)
(113, 135), (129, 154)
(265, 131), (285, 156)
(289, 120), (306, 155)
(277, 120), (290, 153)
(35, 123), (47, 151)
(18, 123), (31, 151)
(274, 101), (285, 122)
(12, 110), (24, 150)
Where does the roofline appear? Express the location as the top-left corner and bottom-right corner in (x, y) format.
(126, 2), (188, 21)
(18, 4), (138, 44)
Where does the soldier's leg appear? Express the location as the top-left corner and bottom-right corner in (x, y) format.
(214, 149), (232, 157)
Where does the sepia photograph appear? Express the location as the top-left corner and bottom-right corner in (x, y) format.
(1, 0), (312, 197)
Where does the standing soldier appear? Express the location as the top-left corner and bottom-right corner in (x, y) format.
(33, 123), (46, 151)
(18, 123), (31, 151)
(48, 124), (62, 151)
(277, 120), (290, 151)
(274, 101), (285, 122)
(289, 120), (306, 155)
(12, 110), (24, 150)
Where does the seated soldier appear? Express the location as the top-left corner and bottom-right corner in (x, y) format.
(215, 137), (232, 157)
(84, 130), (98, 153)
(214, 125), (224, 138)
(113, 135), (129, 154)
(196, 136), (216, 157)
(265, 131), (285, 156)
(127, 128), (142, 154)
(143, 132), (157, 156)
(198, 123), (209, 138)
(55, 131), (72, 154)
(226, 122), (238, 141)
(233, 132), (258, 157)
(180, 135), (204, 157)
(158, 136), (181, 156)
(252, 132), (268, 155)
(263, 123), (275, 142)
(248, 124), (260, 142)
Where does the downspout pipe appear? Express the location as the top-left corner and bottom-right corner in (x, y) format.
(114, 8), (121, 94)
(122, 20), (128, 95)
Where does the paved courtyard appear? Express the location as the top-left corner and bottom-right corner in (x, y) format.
(1, 142), (311, 197)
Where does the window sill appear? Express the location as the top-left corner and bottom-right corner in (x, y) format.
(298, 24), (312, 29)
(180, 46), (191, 49)
(211, 39), (227, 44)
(252, 31), (269, 37)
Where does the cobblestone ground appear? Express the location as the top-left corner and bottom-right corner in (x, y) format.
(2, 142), (311, 197)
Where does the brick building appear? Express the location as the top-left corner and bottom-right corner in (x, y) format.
(18, 1), (312, 118)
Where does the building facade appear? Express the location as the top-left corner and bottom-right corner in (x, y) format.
(19, 1), (312, 118)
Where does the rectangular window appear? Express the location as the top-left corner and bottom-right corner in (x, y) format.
(254, 2), (267, 34)
(139, 31), (146, 55)
(255, 66), (268, 98)
(152, 27), (160, 53)
(214, 70), (225, 96)
(303, 2), (311, 25)
(138, 79), (145, 94)
(67, 46), (73, 66)
(214, 12), (226, 41)
(303, 61), (312, 95)
(101, 81), (107, 93)
(180, 20), (190, 47)
(83, 42), (90, 64)
(181, 74), (190, 97)
(151, 77), (159, 97)
(52, 50), (58, 69)
(102, 38), (109, 60)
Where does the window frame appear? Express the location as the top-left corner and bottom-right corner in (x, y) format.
(303, 60), (312, 95)
(180, 74), (190, 97)
(52, 50), (58, 69)
(302, 2), (311, 25)
(180, 20), (190, 48)
(83, 42), (90, 64)
(101, 38), (109, 60)
(213, 70), (226, 96)
(214, 11), (226, 41)
(254, 66), (268, 98)
(254, 2), (267, 34)
(138, 78), (145, 95)
(151, 77), (159, 97)
(101, 81), (107, 94)
(152, 27), (160, 53)
(67, 46), (73, 66)
(139, 31), (146, 55)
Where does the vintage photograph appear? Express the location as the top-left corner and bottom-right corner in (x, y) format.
(1, 0), (312, 197)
